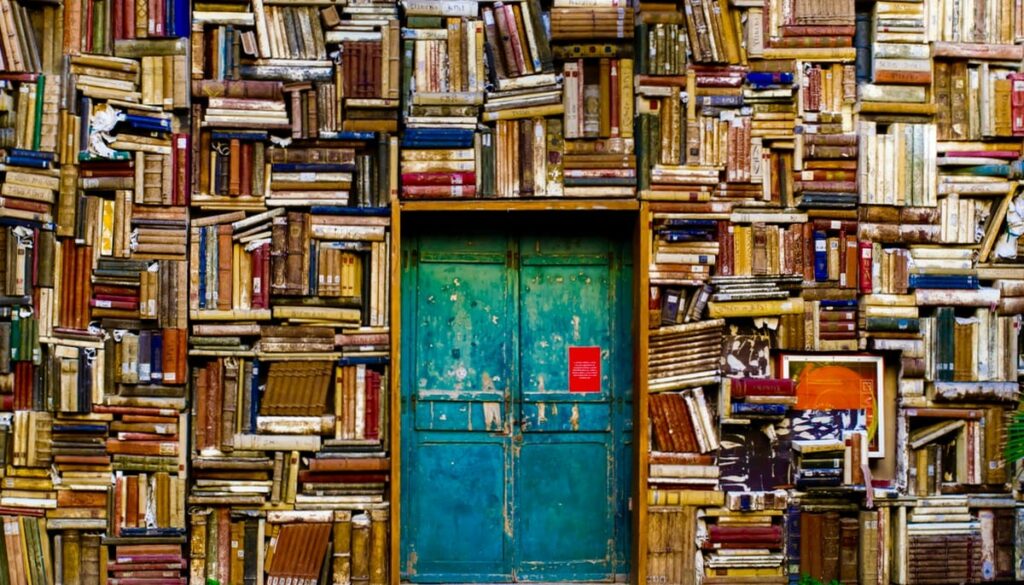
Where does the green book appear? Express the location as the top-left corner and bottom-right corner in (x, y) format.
(9, 309), (20, 362)
(32, 76), (44, 151)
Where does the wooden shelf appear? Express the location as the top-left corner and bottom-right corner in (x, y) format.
(398, 198), (641, 212)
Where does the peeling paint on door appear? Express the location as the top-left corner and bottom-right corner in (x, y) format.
(401, 231), (633, 583)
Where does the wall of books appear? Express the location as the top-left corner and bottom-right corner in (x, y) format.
(0, 0), (1021, 583)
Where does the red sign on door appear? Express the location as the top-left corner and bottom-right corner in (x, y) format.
(569, 346), (601, 393)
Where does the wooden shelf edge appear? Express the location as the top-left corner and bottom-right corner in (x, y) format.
(398, 198), (641, 212)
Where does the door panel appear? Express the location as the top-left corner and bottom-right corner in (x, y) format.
(516, 437), (614, 582)
(402, 227), (632, 583)
(407, 442), (510, 580)
(403, 234), (514, 582)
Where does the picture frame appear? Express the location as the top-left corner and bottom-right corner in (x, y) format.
(781, 354), (886, 458)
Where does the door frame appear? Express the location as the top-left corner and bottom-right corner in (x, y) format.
(389, 203), (646, 585)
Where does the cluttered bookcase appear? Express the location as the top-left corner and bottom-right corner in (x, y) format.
(0, 0), (1020, 583)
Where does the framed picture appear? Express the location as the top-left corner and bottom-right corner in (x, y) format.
(781, 354), (885, 458)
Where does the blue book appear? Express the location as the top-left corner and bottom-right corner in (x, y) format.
(173, 0), (190, 38)
(124, 114), (172, 132)
(699, 95), (744, 107)
(250, 360), (261, 432)
(212, 131), (269, 141)
(948, 164), (1010, 178)
(731, 403), (788, 416)
(270, 163), (355, 173)
(819, 299), (858, 308)
(3, 156), (50, 169)
(198, 228), (207, 309)
(138, 330), (152, 381)
(664, 218), (718, 228)
(746, 71), (794, 87)
(813, 231), (828, 281)
(337, 131), (377, 141)
(151, 332), (163, 382)
(661, 230), (716, 242)
(8, 149), (55, 161)
(338, 356), (390, 366)
(908, 274), (979, 289)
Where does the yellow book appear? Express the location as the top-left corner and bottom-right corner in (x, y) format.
(99, 198), (115, 256)
(734, 224), (752, 276)
(647, 489), (726, 506)
(619, 58), (633, 139)
(707, 297), (805, 318)
(481, 103), (565, 122)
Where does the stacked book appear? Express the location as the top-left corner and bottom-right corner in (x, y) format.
(647, 451), (718, 490)
(400, 2), (483, 199)
(906, 497), (981, 584)
(792, 439), (846, 490)
(647, 319), (723, 391)
(648, 390), (719, 455)
(728, 378), (795, 421)
(701, 510), (785, 583)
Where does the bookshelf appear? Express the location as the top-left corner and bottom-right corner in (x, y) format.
(0, 0), (1020, 583)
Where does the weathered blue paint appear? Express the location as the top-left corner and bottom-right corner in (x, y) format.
(401, 228), (633, 584)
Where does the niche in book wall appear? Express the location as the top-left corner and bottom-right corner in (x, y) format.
(781, 354), (885, 457)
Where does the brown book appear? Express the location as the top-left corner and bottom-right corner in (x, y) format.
(217, 224), (233, 310)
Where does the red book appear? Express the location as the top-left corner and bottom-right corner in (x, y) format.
(730, 378), (796, 398)
(107, 563), (187, 573)
(90, 298), (138, 310)
(858, 240), (873, 293)
(250, 245), (264, 310)
(1011, 73), (1024, 135)
(296, 471), (389, 483)
(709, 525), (783, 543)
(124, 0), (136, 39)
(365, 369), (381, 440)
(112, 0), (123, 40)
(173, 134), (191, 205)
(400, 172), (476, 186)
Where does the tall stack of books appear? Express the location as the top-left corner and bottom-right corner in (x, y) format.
(478, 1), (564, 197)
(399, 1), (483, 199)
(551, 0), (635, 198)
(187, 0), (396, 581)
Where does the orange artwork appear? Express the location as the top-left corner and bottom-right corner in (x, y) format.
(783, 355), (885, 457)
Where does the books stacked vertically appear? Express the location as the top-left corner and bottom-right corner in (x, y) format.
(323, 3), (400, 135)
(797, 510), (862, 585)
(550, 2), (635, 42)
(647, 319), (723, 390)
(559, 56), (636, 197)
(858, 122), (937, 206)
(650, 217), (718, 286)
(400, 2), (483, 199)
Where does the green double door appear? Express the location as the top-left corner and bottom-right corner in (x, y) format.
(400, 218), (633, 583)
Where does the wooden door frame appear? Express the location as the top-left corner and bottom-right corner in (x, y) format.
(389, 201), (646, 585)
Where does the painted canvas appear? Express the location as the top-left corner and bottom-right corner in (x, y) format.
(781, 354), (885, 457)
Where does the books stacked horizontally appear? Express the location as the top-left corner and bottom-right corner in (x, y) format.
(400, 1), (483, 199)
(702, 510), (785, 583)
(708, 275), (804, 320)
(792, 439), (845, 490)
(650, 217), (718, 286)
(267, 143), (357, 207)
(647, 319), (723, 391)
(728, 378), (795, 421)
(859, 0), (932, 116)
(906, 497), (981, 585)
